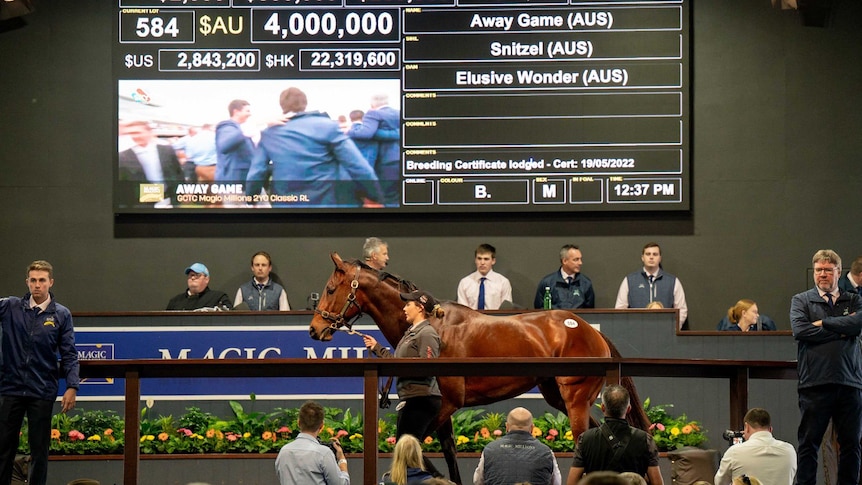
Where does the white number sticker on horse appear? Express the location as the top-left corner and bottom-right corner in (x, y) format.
(564, 319), (578, 328)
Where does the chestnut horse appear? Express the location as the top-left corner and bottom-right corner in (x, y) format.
(309, 253), (649, 484)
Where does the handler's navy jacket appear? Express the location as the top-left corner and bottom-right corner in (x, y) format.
(0, 292), (80, 400)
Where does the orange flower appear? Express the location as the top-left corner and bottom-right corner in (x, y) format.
(424, 436), (434, 445)
(206, 429), (216, 438)
(480, 427), (490, 439)
(158, 432), (169, 441)
(262, 431), (274, 441)
(532, 426), (542, 437)
(104, 428), (114, 436)
(50, 429), (61, 440)
(682, 425), (693, 435)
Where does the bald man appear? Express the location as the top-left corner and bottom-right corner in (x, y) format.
(474, 407), (561, 485)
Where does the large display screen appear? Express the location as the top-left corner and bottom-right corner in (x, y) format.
(114, 0), (689, 213)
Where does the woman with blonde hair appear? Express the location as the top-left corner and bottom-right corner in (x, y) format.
(717, 299), (777, 331)
(382, 434), (434, 485)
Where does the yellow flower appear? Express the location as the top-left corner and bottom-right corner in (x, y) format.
(88, 435), (101, 441)
(564, 430), (573, 441)
(670, 427), (680, 436)
(532, 426), (542, 437)
(350, 433), (362, 441)
(243, 432), (251, 439)
(456, 435), (470, 445)
(141, 435), (155, 442)
(682, 425), (693, 435)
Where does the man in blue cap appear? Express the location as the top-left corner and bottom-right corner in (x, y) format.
(166, 262), (232, 310)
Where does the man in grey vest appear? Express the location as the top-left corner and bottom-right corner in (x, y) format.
(473, 407), (561, 485)
(614, 242), (688, 329)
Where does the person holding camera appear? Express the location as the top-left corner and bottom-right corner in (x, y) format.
(275, 401), (349, 485)
(567, 385), (662, 485)
(714, 408), (796, 485)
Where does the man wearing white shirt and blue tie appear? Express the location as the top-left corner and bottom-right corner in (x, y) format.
(457, 244), (513, 310)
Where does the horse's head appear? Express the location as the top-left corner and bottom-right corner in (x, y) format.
(309, 252), (365, 341)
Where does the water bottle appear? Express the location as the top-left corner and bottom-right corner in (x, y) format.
(543, 286), (552, 310)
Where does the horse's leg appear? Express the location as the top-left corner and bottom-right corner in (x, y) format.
(539, 379), (602, 430)
(436, 416), (461, 484)
(435, 378), (466, 484)
(556, 376), (604, 440)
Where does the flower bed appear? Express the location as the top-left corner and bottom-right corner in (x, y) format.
(20, 398), (575, 456)
(643, 398), (707, 451)
(19, 396), (706, 455)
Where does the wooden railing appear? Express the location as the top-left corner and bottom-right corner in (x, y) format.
(80, 358), (797, 485)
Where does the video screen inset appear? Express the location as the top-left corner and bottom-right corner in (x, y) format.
(115, 0), (689, 213)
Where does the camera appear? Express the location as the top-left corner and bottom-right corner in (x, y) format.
(722, 429), (744, 445)
(319, 438), (340, 457)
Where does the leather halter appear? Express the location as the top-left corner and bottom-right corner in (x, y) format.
(315, 263), (363, 334)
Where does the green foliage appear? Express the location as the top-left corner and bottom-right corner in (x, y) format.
(643, 398), (707, 451)
(178, 407), (216, 434)
(533, 411), (574, 452)
(29, 399), (659, 456)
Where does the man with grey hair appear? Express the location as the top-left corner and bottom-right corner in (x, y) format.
(362, 237), (389, 270)
(791, 249), (862, 485)
(534, 244), (595, 309)
(568, 385), (662, 485)
(473, 407), (561, 485)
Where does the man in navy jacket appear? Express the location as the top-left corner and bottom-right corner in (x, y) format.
(791, 249), (862, 485)
(0, 260), (79, 485)
(246, 87), (382, 207)
(347, 94), (400, 206)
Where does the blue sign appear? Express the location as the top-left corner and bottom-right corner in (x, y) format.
(75, 324), (387, 399)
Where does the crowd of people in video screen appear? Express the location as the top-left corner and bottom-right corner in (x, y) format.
(118, 89), (399, 208)
(4, 247), (862, 484)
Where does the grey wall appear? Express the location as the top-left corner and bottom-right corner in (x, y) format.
(0, 1), (860, 330)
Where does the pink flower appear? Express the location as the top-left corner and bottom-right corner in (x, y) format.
(657, 423), (665, 431)
(68, 430), (85, 441)
(178, 427), (193, 437)
(386, 436), (397, 445)
(226, 433), (238, 442)
(277, 426), (291, 434)
(545, 434), (555, 441)
(493, 429), (502, 437)
(548, 429), (559, 437)
(336, 430), (349, 439)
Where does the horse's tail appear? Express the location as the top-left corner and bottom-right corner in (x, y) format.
(598, 331), (652, 431)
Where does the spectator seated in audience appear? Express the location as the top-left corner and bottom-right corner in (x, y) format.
(380, 434), (434, 485)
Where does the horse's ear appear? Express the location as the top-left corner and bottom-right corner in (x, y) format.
(330, 252), (344, 268)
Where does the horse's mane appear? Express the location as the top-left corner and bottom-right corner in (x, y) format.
(346, 258), (419, 293)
